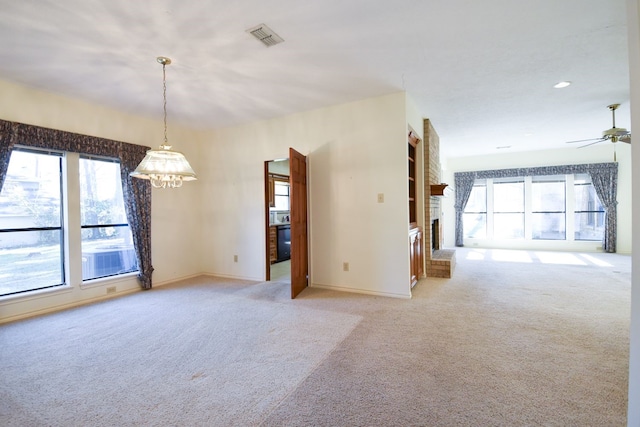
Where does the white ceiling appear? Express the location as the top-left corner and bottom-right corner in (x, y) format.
(0, 0), (630, 158)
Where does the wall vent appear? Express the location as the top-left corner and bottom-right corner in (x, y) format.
(246, 24), (284, 47)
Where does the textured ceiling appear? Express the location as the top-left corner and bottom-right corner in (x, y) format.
(0, 0), (630, 158)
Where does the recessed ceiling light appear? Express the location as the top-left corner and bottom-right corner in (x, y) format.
(496, 145), (512, 149)
(553, 81), (571, 89)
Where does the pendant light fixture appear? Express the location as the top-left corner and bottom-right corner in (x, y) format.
(131, 56), (197, 188)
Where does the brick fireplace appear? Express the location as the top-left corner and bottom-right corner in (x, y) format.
(423, 119), (455, 278)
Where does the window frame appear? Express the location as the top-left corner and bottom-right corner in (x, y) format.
(273, 180), (290, 211)
(530, 175), (567, 240)
(0, 147), (140, 299)
(492, 178), (525, 239)
(463, 180), (487, 239)
(79, 155), (139, 282)
(0, 147), (66, 296)
(574, 174), (606, 241)
(462, 173), (605, 244)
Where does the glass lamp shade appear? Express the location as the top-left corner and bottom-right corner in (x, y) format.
(130, 145), (197, 189)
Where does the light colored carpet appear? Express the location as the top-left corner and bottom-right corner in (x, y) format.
(0, 277), (362, 426)
(0, 248), (631, 426)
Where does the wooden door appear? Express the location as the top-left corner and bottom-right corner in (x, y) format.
(289, 148), (308, 298)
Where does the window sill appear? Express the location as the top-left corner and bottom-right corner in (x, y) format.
(0, 284), (73, 305)
(79, 271), (139, 290)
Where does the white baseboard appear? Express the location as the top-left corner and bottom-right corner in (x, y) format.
(311, 283), (412, 299)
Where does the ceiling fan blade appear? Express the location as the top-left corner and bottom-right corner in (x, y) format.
(565, 137), (604, 144)
(577, 139), (606, 148)
(620, 135), (631, 144)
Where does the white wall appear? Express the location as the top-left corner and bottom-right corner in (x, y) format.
(200, 92), (415, 298)
(0, 79), (203, 322)
(441, 144), (632, 253)
(626, 1), (640, 425)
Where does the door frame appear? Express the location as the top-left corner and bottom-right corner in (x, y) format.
(263, 158), (295, 281)
(264, 160), (273, 281)
(263, 151), (309, 298)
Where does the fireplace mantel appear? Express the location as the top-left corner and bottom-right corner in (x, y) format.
(430, 183), (449, 196)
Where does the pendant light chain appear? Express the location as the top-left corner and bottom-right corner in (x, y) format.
(162, 62), (168, 146)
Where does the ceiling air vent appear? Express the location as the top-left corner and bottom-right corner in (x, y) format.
(246, 24), (284, 47)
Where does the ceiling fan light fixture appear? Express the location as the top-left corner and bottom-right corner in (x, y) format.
(566, 103), (631, 148)
(603, 127), (629, 138)
(553, 81), (571, 89)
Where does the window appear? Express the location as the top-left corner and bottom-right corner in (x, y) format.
(463, 180), (486, 238)
(273, 181), (290, 211)
(574, 174), (605, 241)
(80, 157), (138, 280)
(493, 178), (524, 239)
(0, 149), (64, 296)
(0, 148), (138, 297)
(531, 175), (566, 240)
(462, 173), (605, 244)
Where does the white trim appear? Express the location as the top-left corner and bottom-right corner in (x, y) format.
(311, 282), (412, 299)
(463, 238), (603, 252)
(0, 287), (139, 325)
(0, 284), (73, 305)
(154, 272), (262, 287)
(79, 271), (139, 290)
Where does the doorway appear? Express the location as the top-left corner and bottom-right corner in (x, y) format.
(264, 148), (308, 298)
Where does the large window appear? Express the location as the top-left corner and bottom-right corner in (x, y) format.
(463, 180), (486, 239)
(273, 181), (290, 211)
(574, 174), (605, 241)
(0, 149), (64, 296)
(463, 174), (603, 243)
(493, 178), (524, 239)
(80, 157), (138, 280)
(0, 148), (138, 297)
(531, 175), (566, 240)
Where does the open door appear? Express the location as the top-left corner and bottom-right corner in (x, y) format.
(289, 148), (308, 298)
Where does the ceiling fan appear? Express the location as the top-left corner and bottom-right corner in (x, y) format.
(566, 103), (632, 148)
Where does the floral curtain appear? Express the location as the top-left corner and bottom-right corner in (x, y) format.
(454, 173), (476, 247)
(588, 164), (618, 253)
(0, 119), (154, 288)
(453, 162), (618, 252)
(119, 143), (154, 289)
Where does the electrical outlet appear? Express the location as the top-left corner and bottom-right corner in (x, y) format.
(234, 255), (238, 262)
(106, 286), (116, 294)
(343, 262), (349, 272)
(377, 193), (384, 203)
